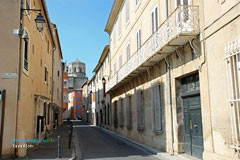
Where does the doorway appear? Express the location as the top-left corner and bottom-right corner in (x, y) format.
(182, 73), (203, 159)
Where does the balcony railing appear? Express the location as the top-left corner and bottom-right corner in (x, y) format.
(106, 5), (199, 92)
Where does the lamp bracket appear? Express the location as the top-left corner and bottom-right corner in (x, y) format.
(21, 9), (41, 12)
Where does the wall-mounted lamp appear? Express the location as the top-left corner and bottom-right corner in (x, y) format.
(21, 9), (45, 32)
(102, 77), (106, 84)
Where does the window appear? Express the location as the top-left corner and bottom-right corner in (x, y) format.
(58, 71), (60, 77)
(119, 55), (122, 69)
(137, 90), (144, 131)
(114, 63), (116, 74)
(118, 13), (122, 36)
(24, 39), (29, 71)
(136, 0), (140, 6)
(114, 101), (118, 128)
(126, 43), (130, 61)
(151, 6), (159, 33)
(47, 104), (50, 125)
(176, 0), (189, 7)
(113, 26), (116, 47)
(44, 102), (47, 125)
(125, 0), (129, 23)
(78, 97), (81, 101)
(126, 95), (132, 129)
(78, 91), (81, 94)
(136, 28), (141, 50)
(119, 99), (124, 128)
(225, 39), (240, 150)
(78, 105), (80, 109)
(152, 84), (162, 131)
(26, 0), (30, 15)
(44, 66), (47, 83)
(74, 67), (76, 72)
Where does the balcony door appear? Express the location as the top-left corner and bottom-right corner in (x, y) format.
(176, 0), (189, 7)
(176, 0), (192, 33)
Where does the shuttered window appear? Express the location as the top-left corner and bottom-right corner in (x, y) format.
(152, 84), (162, 131)
(126, 95), (132, 129)
(137, 29), (141, 50)
(114, 101), (118, 128)
(125, 0), (129, 23)
(151, 6), (159, 33)
(137, 90), (144, 131)
(126, 43), (130, 61)
(119, 99), (124, 128)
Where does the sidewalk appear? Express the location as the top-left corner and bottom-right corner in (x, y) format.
(16, 123), (75, 160)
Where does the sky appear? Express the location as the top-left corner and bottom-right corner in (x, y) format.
(45, 0), (114, 79)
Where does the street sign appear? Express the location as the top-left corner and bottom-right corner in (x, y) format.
(2, 73), (17, 79)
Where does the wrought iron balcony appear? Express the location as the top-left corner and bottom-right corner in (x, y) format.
(106, 5), (200, 92)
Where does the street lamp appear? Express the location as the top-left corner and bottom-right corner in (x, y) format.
(102, 77), (106, 84)
(21, 8), (45, 33)
(35, 13), (45, 32)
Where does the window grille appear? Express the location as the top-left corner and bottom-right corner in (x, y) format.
(126, 95), (132, 129)
(152, 84), (162, 131)
(225, 39), (240, 150)
(119, 99), (124, 128)
(137, 90), (144, 131)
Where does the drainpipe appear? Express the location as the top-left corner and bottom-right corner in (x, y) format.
(51, 46), (56, 129)
(165, 56), (174, 155)
(14, 0), (24, 157)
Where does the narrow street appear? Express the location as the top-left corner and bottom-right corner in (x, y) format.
(73, 121), (159, 160)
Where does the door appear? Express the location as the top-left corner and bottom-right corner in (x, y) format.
(182, 73), (203, 159)
(183, 96), (203, 158)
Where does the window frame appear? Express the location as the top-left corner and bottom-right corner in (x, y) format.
(151, 5), (159, 34)
(137, 90), (144, 131)
(152, 84), (162, 132)
(136, 28), (142, 50)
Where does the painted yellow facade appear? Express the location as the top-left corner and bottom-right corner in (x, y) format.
(0, 0), (62, 158)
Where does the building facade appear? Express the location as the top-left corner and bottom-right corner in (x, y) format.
(93, 46), (112, 128)
(52, 23), (63, 128)
(62, 66), (69, 120)
(99, 0), (240, 160)
(67, 59), (88, 92)
(0, 0), (63, 157)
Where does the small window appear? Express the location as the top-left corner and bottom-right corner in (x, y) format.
(137, 90), (144, 131)
(118, 13), (122, 36)
(119, 55), (122, 69)
(113, 26), (116, 47)
(152, 84), (162, 131)
(119, 99), (124, 128)
(44, 66), (47, 82)
(78, 97), (80, 101)
(78, 105), (81, 109)
(58, 71), (60, 77)
(126, 43), (130, 61)
(78, 91), (81, 94)
(24, 39), (29, 71)
(125, 0), (129, 23)
(114, 63), (116, 74)
(126, 95), (132, 129)
(136, 28), (141, 50)
(136, 0), (140, 6)
(151, 6), (159, 33)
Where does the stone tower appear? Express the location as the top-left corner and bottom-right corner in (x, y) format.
(67, 59), (88, 92)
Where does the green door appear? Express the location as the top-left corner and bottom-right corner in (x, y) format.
(182, 74), (203, 159)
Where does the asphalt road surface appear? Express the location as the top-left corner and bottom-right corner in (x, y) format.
(73, 121), (160, 160)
